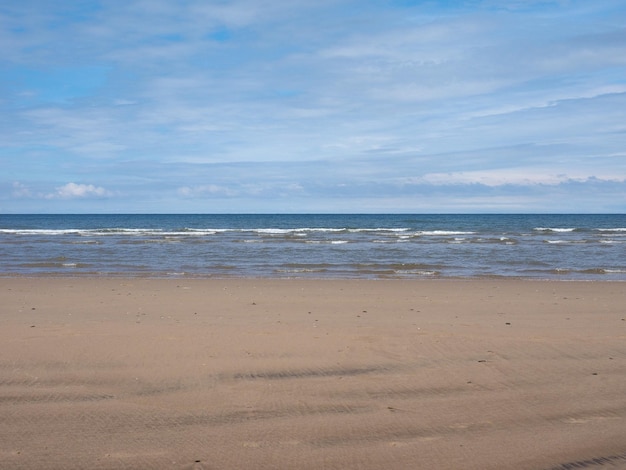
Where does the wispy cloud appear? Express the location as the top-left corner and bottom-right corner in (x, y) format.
(47, 183), (111, 199)
(11, 181), (32, 198)
(1, 0), (625, 212)
(415, 170), (626, 187)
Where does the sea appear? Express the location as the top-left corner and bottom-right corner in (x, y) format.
(1, 214), (625, 280)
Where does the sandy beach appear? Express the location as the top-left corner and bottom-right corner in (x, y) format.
(1, 278), (625, 469)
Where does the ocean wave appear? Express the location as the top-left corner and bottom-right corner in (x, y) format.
(1, 229), (85, 235)
(18, 262), (92, 268)
(580, 268), (613, 274)
(3, 214), (625, 280)
(538, 267), (620, 275)
(415, 230), (476, 236)
(275, 267), (329, 274)
(348, 228), (409, 233)
(534, 227), (576, 233)
(0, 227), (414, 236)
(394, 269), (439, 276)
(0, 228), (181, 236)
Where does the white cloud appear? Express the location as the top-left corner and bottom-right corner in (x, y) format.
(412, 169), (626, 187)
(178, 185), (238, 197)
(12, 181), (32, 198)
(2, 0), (625, 213)
(48, 183), (111, 199)
(177, 181), (307, 199)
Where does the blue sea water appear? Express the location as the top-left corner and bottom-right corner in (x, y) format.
(1, 214), (625, 280)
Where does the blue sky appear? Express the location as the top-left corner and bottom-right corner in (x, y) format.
(1, 0), (625, 213)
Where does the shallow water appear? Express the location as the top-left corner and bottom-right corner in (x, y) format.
(1, 214), (625, 279)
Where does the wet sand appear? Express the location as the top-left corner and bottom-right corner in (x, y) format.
(1, 278), (625, 469)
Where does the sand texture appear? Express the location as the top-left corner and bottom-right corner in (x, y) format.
(1, 278), (625, 469)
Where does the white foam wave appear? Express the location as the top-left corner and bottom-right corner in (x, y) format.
(348, 228), (409, 233)
(0, 226), (413, 237)
(395, 270), (437, 276)
(534, 227), (576, 232)
(0, 229), (84, 235)
(415, 230), (476, 236)
(275, 268), (327, 273)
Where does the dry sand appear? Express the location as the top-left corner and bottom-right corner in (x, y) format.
(1, 278), (625, 469)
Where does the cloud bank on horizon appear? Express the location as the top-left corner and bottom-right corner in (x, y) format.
(1, 0), (625, 213)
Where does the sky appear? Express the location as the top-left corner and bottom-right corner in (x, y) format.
(1, 0), (625, 213)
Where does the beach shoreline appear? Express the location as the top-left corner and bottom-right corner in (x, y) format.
(3, 213), (626, 280)
(1, 277), (625, 469)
